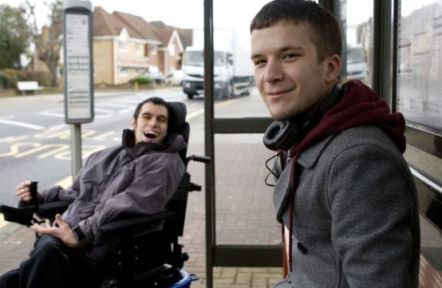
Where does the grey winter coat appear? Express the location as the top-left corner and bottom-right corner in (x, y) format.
(274, 126), (420, 288)
(39, 130), (186, 261)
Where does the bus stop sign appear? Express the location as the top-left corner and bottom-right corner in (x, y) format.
(63, 0), (94, 124)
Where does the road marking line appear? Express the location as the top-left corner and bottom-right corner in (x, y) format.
(97, 103), (132, 108)
(0, 135), (28, 143)
(0, 214), (6, 229)
(186, 110), (204, 120)
(186, 99), (240, 121)
(38, 111), (64, 118)
(56, 176), (73, 188)
(118, 108), (132, 114)
(217, 98), (241, 107)
(0, 119), (44, 130)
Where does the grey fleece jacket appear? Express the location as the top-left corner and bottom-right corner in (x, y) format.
(39, 129), (186, 261)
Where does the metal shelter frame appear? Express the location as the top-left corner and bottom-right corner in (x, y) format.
(202, 1), (277, 287)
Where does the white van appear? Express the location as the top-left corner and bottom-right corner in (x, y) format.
(346, 44), (368, 81)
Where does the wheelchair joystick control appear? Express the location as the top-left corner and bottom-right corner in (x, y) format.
(0, 181), (40, 226)
(29, 181), (38, 207)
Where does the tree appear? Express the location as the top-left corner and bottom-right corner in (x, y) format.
(27, 0), (63, 87)
(0, 5), (32, 69)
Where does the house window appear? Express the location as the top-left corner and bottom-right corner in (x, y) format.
(118, 67), (128, 77)
(118, 41), (127, 50)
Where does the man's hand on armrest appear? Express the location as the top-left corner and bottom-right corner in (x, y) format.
(30, 214), (79, 248)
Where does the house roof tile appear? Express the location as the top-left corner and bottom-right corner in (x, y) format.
(150, 21), (193, 48)
(93, 7), (192, 47)
(94, 6), (119, 36)
(112, 11), (161, 42)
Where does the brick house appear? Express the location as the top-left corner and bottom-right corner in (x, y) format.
(93, 7), (191, 85)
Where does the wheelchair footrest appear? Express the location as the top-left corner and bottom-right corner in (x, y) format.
(136, 264), (182, 287)
(98, 265), (183, 288)
(99, 266), (190, 288)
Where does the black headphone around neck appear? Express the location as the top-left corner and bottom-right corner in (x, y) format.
(263, 84), (343, 151)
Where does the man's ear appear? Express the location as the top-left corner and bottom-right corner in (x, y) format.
(130, 118), (136, 130)
(324, 54), (341, 83)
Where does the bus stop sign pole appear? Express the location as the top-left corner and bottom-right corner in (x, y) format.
(63, 0), (94, 178)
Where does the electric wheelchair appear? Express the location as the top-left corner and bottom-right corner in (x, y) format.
(0, 101), (209, 288)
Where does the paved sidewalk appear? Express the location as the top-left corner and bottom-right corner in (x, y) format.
(179, 142), (284, 288)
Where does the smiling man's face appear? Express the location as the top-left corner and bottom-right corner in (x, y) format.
(251, 21), (339, 120)
(131, 102), (168, 144)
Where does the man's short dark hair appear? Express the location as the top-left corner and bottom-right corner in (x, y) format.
(250, 0), (342, 61)
(133, 97), (168, 119)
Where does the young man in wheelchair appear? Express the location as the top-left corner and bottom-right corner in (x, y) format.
(0, 97), (186, 288)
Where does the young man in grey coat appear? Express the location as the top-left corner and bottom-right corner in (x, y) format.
(251, 1), (420, 287)
(0, 97), (186, 288)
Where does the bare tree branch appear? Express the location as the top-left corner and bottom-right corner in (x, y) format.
(25, 0), (62, 87)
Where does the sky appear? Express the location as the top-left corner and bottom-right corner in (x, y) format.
(0, 0), (270, 30)
(1, 0), (439, 48)
(0, 0), (437, 28)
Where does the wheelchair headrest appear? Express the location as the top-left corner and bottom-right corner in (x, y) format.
(167, 102), (189, 162)
(167, 102), (187, 134)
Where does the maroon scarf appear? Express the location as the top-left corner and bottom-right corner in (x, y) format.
(285, 80), (406, 272)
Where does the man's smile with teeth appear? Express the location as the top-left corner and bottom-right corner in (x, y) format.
(144, 131), (158, 139)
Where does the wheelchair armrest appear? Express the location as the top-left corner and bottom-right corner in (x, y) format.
(99, 211), (175, 236)
(186, 155), (211, 164)
(0, 204), (35, 226)
(0, 201), (70, 226)
(37, 201), (70, 219)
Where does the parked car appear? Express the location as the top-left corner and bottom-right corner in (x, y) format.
(165, 70), (183, 86)
(144, 66), (165, 84)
